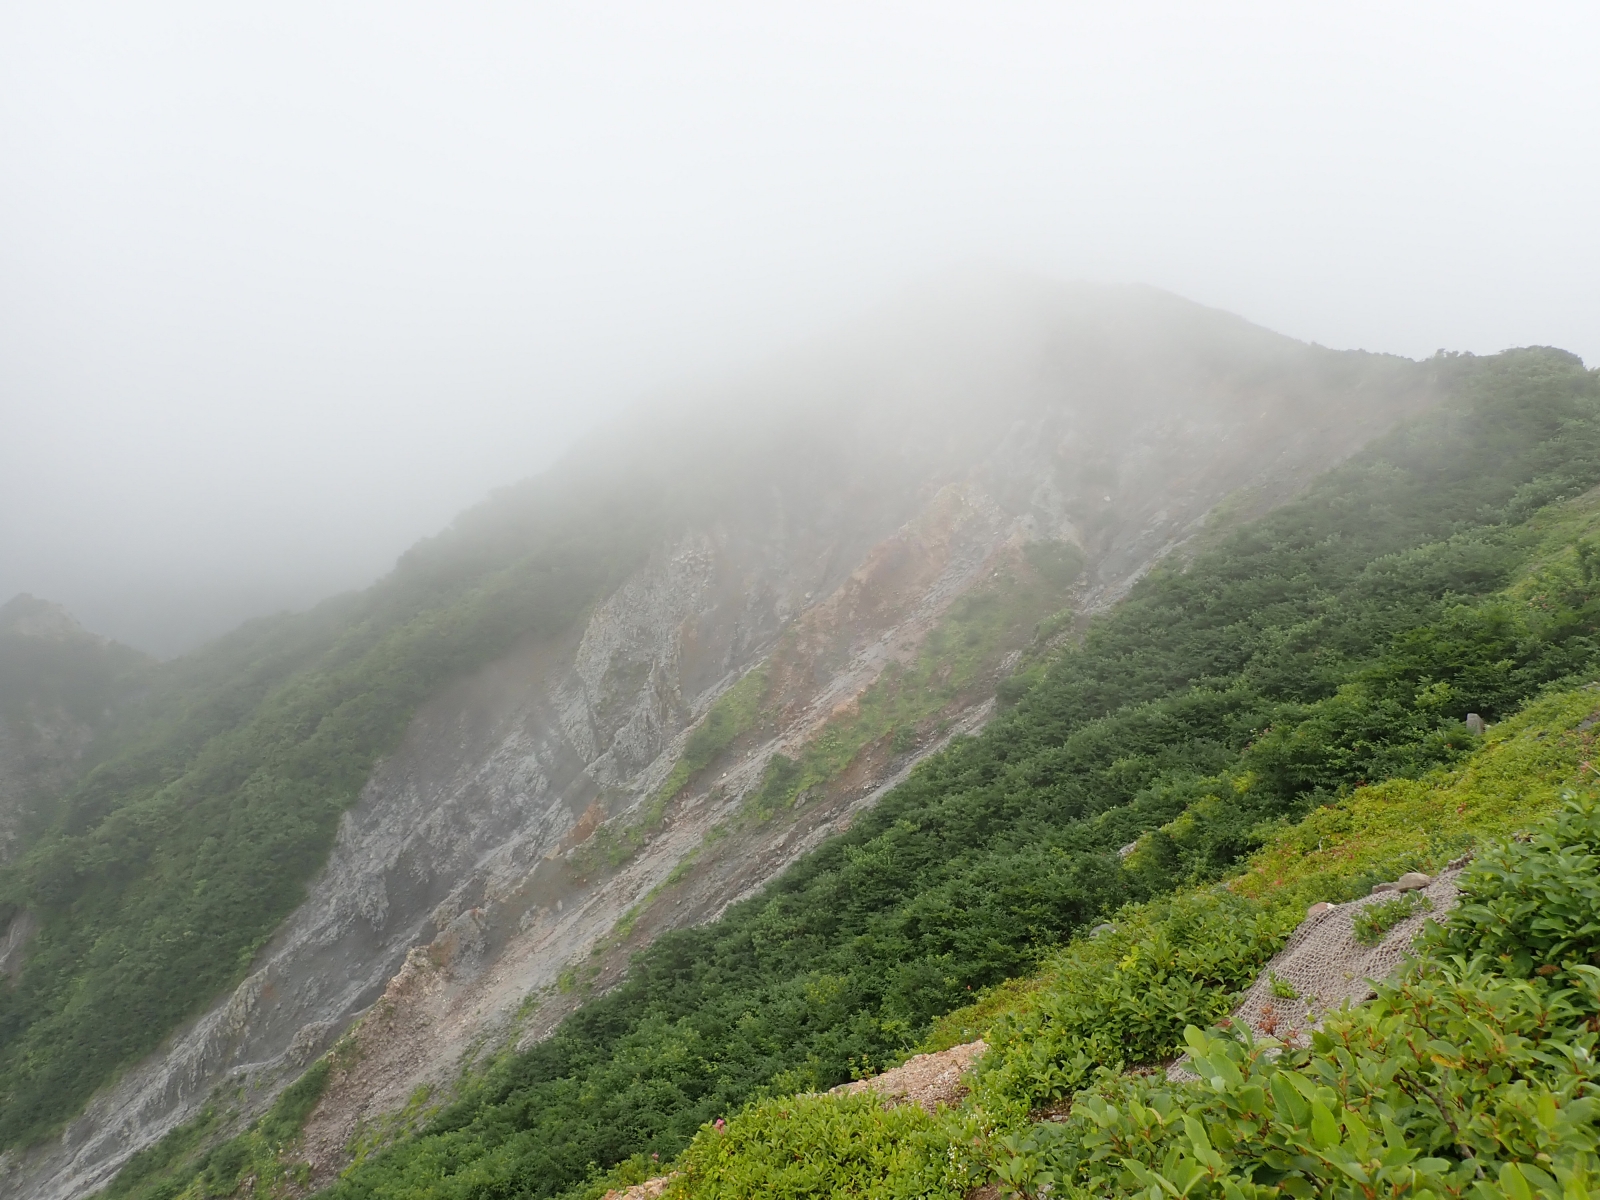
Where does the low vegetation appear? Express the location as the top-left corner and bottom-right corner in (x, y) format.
(101, 1060), (333, 1200)
(670, 1090), (973, 1200)
(1349, 891), (1431, 946)
(987, 793), (1600, 1200)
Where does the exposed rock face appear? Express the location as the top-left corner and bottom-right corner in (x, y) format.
(602, 1178), (675, 1200)
(2, 280), (1445, 1200)
(832, 1039), (988, 1113)
(0, 912), (38, 983)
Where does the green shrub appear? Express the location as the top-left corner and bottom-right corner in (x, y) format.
(666, 1092), (975, 1200)
(970, 891), (1297, 1117)
(1432, 794), (1600, 983)
(1350, 892), (1432, 947)
(1044, 968), (1600, 1200)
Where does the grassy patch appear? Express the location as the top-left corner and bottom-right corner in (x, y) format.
(927, 685), (1598, 1055)
(664, 1091), (976, 1200)
(663, 666), (771, 800)
(985, 794), (1600, 1200)
(345, 1082), (441, 1175)
(1230, 686), (1600, 904)
(1351, 891), (1433, 946)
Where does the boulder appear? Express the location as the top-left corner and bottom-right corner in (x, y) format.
(831, 1040), (987, 1113)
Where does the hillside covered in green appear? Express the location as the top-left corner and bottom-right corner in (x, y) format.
(0, 468), (667, 1149)
(4, 284), (1440, 1163)
(95, 345), (1600, 1200)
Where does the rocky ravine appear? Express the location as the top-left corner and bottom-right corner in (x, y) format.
(1, 280), (1445, 1200)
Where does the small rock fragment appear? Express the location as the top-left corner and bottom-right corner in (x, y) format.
(602, 1177), (674, 1200)
(1306, 902), (1335, 920)
(1395, 872), (1431, 892)
(1465, 713), (1486, 735)
(1370, 881), (1398, 894)
(832, 1040), (987, 1112)
(1089, 923), (1116, 938)
(1117, 841), (1139, 859)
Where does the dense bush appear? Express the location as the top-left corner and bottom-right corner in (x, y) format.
(666, 1092), (973, 1200)
(969, 892), (1293, 1117)
(1433, 795), (1600, 981)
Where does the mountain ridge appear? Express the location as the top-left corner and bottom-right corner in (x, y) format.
(0, 279), (1471, 1198)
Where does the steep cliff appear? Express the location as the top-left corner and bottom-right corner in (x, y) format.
(0, 278), (1445, 1200)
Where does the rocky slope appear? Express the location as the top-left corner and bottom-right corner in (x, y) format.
(0, 278), (1444, 1200)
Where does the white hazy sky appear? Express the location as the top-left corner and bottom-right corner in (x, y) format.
(2, 2), (1597, 654)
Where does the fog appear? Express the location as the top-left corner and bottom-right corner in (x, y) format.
(2, 2), (1597, 655)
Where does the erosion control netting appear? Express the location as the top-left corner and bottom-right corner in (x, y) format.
(1170, 865), (1466, 1079)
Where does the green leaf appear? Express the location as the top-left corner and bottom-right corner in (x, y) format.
(1309, 1099), (1340, 1151)
(1500, 1161), (1534, 1200)
(1343, 1108), (1370, 1159)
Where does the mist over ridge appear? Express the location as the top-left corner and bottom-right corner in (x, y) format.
(8, 272), (1447, 658)
(5, 3), (1596, 659)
